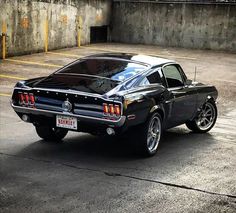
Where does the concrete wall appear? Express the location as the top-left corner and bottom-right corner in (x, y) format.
(0, 0), (111, 56)
(111, 2), (236, 51)
(1, 0), (236, 57)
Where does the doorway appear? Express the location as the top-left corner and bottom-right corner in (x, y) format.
(90, 26), (108, 43)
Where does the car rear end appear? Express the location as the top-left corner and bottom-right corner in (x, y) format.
(11, 56), (150, 136)
(11, 86), (126, 135)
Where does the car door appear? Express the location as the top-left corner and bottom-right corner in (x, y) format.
(162, 64), (197, 128)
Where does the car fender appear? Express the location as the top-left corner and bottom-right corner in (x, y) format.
(149, 103), (165, 121)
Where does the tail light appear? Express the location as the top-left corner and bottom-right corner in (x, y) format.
(24, 93), (29, 105)
(109, 104), (115, 115)
(18, 92), (35, 106)
(18, 93), (24, 103)
(103, 103), (109, 114)
(103, 103), (121, 117)
(114, 105), (120, 116)
(29, 93), (35, 104)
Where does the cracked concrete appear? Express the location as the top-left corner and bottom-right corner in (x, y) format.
(1, 152), (235, 200)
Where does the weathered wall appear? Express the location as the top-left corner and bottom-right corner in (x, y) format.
(111, 2), (236, 51)
(1, 0), (236, 57)
(0, 0), (111, 56)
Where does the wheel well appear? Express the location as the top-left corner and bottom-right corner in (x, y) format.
(207, 96), (216, 104)
(152, 108), (164, 121)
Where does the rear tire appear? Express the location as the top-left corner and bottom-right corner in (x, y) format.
(136, 112), (162, 157)
(186, 100), (217, 133)
(35, 126), (68, 142)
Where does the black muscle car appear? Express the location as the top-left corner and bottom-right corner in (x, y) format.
(11, 53), (218, 156)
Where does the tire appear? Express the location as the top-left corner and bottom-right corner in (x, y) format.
(186, 100), (217, 133)
(35, 126), (68, 142)
(136, 112), (162, 157)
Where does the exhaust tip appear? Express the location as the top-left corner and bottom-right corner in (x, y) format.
(22, 114), (30, 122)
(106, 127), (115, 136)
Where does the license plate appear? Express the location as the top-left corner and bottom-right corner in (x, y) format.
(56, 115), (77, 130)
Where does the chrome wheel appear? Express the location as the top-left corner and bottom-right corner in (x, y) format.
(147, 116), (161, 152)
(195, 102), (216, 131)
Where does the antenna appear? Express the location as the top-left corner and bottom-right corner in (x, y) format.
(194, 66), (197, 82)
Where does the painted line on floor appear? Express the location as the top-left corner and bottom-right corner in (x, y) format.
(5, 59), (63, 68)
(81, 46), (196, 60)
(0, 74), (25, 80)
(47, 51), (82, 58)
(0, 93), (11, 97)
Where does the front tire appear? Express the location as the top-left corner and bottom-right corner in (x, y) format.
(186, 100), (217, 133)
(35, 126), (68, 142)
(136, 112), (162, 157)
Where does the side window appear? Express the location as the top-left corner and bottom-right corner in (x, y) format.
(140, 70), (162, 86)
(162, 65), (184, 88)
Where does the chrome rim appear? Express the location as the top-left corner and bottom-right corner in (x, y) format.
(147, 116), (161, 152)
(196, 102), (216, 131)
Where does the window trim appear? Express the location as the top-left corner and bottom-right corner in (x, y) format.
(138, 67), (165, 87)
(161, 63), (186, 89)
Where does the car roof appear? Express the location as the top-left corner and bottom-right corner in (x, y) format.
(84, 53), (175, 67)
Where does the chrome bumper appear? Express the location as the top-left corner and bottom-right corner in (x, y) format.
(11, 103), (126, 128)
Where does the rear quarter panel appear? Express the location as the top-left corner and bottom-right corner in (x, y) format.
(123, 84), (167, 127)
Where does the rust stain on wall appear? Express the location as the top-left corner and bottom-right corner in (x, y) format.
(96, 9), (103, 23)
(60, 15), (68, 24)
(21, 17), (29, 28)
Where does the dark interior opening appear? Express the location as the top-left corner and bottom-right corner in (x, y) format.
(90, 26), (108, 43)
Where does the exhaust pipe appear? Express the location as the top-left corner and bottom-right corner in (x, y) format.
(106, 127), (115, 136)
(22, 114), (30, 122)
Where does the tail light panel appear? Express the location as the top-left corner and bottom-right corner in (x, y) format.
(18, 91), (35, 107)
(103, 103), (121, 117)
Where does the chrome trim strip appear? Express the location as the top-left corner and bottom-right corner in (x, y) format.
(161, 62), (187, 88)
(11, 103), (125, 125)
(13, 88), (124, 116)
(55, 73), (120, 82)
(13, 87), (122, 104)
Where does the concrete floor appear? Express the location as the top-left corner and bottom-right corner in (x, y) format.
(0, 43), (236, 212)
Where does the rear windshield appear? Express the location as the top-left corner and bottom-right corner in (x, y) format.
(57, 58), (147, 81)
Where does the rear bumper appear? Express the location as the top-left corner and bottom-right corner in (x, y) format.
(11, 103), (126, 128)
